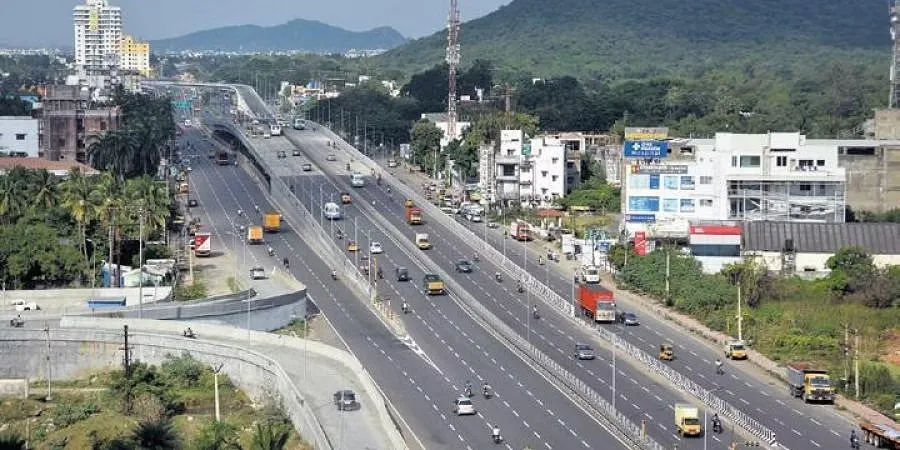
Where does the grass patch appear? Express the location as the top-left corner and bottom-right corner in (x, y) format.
(274, 319), (309, 338)
(174, 280), (207, 301)
(227, 276), (242, 293)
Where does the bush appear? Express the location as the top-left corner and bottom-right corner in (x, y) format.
(51, 400), (100, 427)
(160, 354), (205, 388)
(174, 281), (207, 301)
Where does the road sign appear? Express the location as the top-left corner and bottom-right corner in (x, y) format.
(623, 140), (668, 159)
(172, 100), (192, 110)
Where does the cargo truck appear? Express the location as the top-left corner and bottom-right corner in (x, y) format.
(423, 274), (445, 295)
(787, 363), (834, 403)
(263, 212), (281, 232)
(415, 233), (432, 250)
(193, 232), (211, 257)
(674, 404), (702, 437)
(510, 220), (533, 241)
(247, 225), (263, 244)
(405, 206), (423, 225)
(577, 284), (617, 322)
(859, 421), (900, 449)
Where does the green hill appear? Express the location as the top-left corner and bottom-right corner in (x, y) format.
(377, 0), (890, 79)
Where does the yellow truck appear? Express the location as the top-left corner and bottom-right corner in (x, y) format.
(263, 212), (281, 232)
(247, 225), (263, 244)
(787, 363), (835, 403)
(725, 340), (747, 360)
(415, 233), (432, 250)
(674, 404), (702, 437)
(423, 274), (445, 295)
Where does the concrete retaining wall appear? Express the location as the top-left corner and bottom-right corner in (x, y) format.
(56, 317), (407, 450)
(0, 287), (172, 312)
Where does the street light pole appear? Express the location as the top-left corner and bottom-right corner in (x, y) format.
(213, 363), (224, 422)
(138, 210), (144, 319)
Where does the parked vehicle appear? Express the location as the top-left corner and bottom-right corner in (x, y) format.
(859, 421), (900, 449)
(725, 340), (748, 360)
(577, 284), (616, 322)
(787, 363), (834, 403)
(12, 300), (38, 312)
(194, 232), (212, 257)
(333, 390), (360, 411)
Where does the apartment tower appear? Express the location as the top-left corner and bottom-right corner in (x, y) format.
(73, 0), (122, 76)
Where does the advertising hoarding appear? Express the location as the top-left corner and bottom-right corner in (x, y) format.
(625, 214), (656, 223)
(623, 140), (668, 159)
(634, 164), (689, 175)
(625, 127), (669, 140)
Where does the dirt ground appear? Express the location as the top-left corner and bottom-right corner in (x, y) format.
(879, 329), (900, 365)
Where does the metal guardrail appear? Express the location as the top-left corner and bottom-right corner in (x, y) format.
(309, 120), (778, 449)
(212, 119), (406, 338)
(303, 124), (665, 450)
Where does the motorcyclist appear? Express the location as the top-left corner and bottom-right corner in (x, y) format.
(237, 209), (243, 216)
(401, 301), (409, 313)
(715, 358), (724, 374)
(377, 267), (383, 279)
(491, 425), (501, 443)
(517, 280), (524, 293)
(465, 380), (473, 397)
(267, 245), (274, 256)
(336, 229), (343, 240)
(712, 413), (721, 433)
(495, 272), (502, 282)
(482, 382), (491, 397)
(532, 305), (540, 319)
(254, 204), (260, 214)
(850, 430), (859, 448)
(473, 253), (479, 262)
(283, 257), (290, 268)
(331, 269), (338, 280)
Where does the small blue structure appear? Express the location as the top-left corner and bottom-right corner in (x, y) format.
(87, 297), (127, 309)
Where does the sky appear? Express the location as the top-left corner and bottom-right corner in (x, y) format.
(0, 0), (512, 48)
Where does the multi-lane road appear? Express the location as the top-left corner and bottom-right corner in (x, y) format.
(185, 83), (861, 450)
(178, 125), (633, 450)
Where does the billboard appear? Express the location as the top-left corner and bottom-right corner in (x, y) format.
(625, 214), (656, 223)
(634, 164), (688, 175)
(624, 140), (668, 159)
(634, 231), (648, 256)
(625, 127), (669, 140)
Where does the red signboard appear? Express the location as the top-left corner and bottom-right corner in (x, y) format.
(634, 231), (647, 256)
(689, 225), (741, 236)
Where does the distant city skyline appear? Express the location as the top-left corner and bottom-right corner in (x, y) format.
(0, 0), (512, 48)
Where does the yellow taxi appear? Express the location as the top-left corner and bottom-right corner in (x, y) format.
(347, 240), (359, 252)
(405, 199), (414, 208)
(340, 192), (352, 204)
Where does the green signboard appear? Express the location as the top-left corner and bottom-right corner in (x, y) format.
(522, 143), (532, 156)
(172, 100), (192, 110)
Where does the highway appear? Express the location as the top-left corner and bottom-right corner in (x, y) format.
(179, 124), (631, 450)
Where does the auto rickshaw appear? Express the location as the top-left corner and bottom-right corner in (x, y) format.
(347, 240), (359, 252)
(340, 192), (352, 204)
(659, 344), (675, 361)
(405, 199), (414, 208)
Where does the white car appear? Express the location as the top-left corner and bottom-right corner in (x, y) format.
(12, 300), (39, 311)
(249, 266), (266, 280)
(370, 242), (384, 254)
(452, 397), (476, 415)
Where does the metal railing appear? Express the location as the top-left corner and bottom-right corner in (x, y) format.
(308, 120), (778, 448)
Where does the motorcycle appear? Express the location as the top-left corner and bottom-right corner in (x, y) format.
(464, 387), (473, 398)
(267, 247), (275, 257)
(331, 271), (339, 281)
(532, 309), (540, 320)
(183, 329), (197, 339)
(517, 284), (525, 293)
(712, 419), (722, 434)
(482, 386), (492, 399)
(401, 303), (410, 314)
(492, 432), (503, 444)
(473, 254), (479, 262)
(495, 272), (503, 282)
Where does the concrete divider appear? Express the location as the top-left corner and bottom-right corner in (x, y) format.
(58, 316), (407, 450)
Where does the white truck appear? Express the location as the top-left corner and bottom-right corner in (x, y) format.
(582, 265), (601, 284)
(12, 300), (39, 311)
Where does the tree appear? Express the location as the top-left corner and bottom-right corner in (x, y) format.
(131, 418), (179, 450)
(193, 420), (241, 450)
(410, 119), (443, 176)
(826, 247), (876, 295)
(60, 167), (102, 269)
(247, 423), (290, 450)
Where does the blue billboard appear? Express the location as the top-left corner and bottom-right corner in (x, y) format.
(623, 140), (668, 159)
(628, 196), (660, 212)
(625, 214), (656, 223)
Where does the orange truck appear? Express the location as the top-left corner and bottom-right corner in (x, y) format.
(405, 206), (423, 225)
(263, 212), (281, 232)
(577, 284), (617, 323)
(510, 220), (533, 241)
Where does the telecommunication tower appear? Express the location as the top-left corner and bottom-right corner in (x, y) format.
(446, 0), (461, 139)
(890, 0), (900, 107)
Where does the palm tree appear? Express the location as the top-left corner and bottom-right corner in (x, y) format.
(131, 418), (179, 450)
(61, 167), (101, 267)
(30, 169), (59, 211)
(94, 172), (126, 286)
(246, 423), (289, 450)
(124, 176), (171, 240)
(0, 433), (25, 450)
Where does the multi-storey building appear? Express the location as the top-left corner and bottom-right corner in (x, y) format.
(622, 132), (848, 239)
(481, 130), (568, 207)
(119, 34), (151, 76)
(73, 0), (122, 76)
(0, 117), (40, 157)
(40, 85), (121, 163)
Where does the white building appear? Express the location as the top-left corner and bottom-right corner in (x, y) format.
(482, 130), (568, 207)
(0, 117), (40, 157)
(420, 113), (470, 148)
(73, 0), (122, 76)
(622, 132), (847, 239)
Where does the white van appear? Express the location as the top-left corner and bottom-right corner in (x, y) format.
(350, 172), (366, 188)
(324, 202), (342, 220)
(270, 124), (282, 136)
(582, 265), (601, 284)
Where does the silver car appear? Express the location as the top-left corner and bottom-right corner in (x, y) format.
(574, 344), (595, 360)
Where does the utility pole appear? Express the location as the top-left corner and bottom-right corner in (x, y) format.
(44, 324), (51, 401)
(446, 0), (460, 140)
(213, 363), (224, 422)
(844, 324), (850, 390)
(138, 209), (144, 319)
(121, 325), (134, 411)
(854, 330), (860, 400)
(737, 282), (743, 341)
(665, 249), (671, 306)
